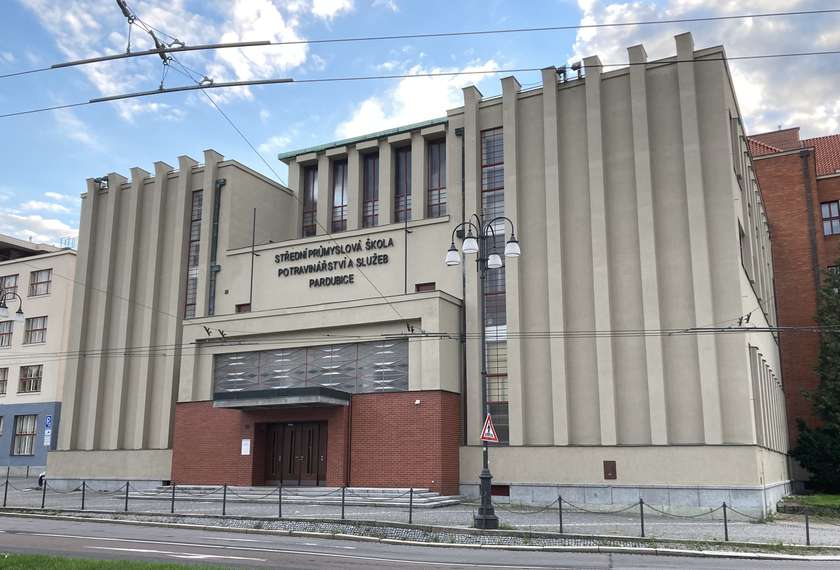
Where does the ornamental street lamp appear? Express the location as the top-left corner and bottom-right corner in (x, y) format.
(444, 213), (520, 530)
(0, 288), (25, 322)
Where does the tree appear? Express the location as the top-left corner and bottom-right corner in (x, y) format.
(790, 258), (840, 491)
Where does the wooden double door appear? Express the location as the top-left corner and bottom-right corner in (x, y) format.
(265, 422), (328, 486)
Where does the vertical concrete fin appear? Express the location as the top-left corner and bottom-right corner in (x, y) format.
(288, 160), (303, 237)
(346, 147), (362, 231)
(316, 154), (330, 234)
(583, 55), (617, 446)
(378, 141), (393, 226)
(676, 32), (723, 443)
(85, 172), (127, 449)
(501, 75), (526, 446)
(411, 131), (425, 221)
(540, 67), (569, 445)
(58, 179), (99, 450)
(109, 166), (149, 448)
(628, 44), (668, 445)
(462, 84), (483, 445)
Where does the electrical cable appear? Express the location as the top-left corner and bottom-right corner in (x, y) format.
(1, 8), (838, 79)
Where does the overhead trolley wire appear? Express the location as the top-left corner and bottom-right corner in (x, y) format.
(4, 49), (840, 119)
(1, 8), (838, 80)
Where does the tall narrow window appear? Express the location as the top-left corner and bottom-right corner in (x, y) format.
(0, 321), (11, 348)
(18, 364), (42, 393)
(480, 127), (509, 445)
(394, 147), (412, 223)
(427, 140), (447, 217)
(207, 184), (222, 317)
(302, 165), (318, 237)
(362, 153), (379, 227)
(23, 316), (47, 345)
(0, 274), (18, 296)
(331, 160), (348, 232)
(0, 368), (7, 395)
(28, 269), (51, 296)
(822, 201), (840, 236)
(12, 415), (36, 456)
(184, 190), (203, 319)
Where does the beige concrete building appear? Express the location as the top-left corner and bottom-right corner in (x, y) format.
(50, 33), (788, 513)
(0, 235), (75, 472)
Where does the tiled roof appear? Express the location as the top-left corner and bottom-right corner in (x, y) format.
(748, 138), (782, 156)
(803, 134), (840, 176)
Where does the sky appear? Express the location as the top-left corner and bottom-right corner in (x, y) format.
(0, 0), (839, 245)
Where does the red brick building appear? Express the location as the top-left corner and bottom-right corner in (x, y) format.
(749, 128), (840, 452)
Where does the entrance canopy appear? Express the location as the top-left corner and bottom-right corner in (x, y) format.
(213, 386), (351, 409)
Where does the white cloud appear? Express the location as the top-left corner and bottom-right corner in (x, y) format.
(44, 191), (82, 204)
(570, 1), (840, 137)
(20, 200), (71, 214)
(53, 108), (103, 149)
(336, 59), (499, 138)
(0, 52), (14, 64)
(372, 0), (398, 12)
(0, 212), (78, 245)
(258, 134), (294, 155)
(312, 0), (353, 20)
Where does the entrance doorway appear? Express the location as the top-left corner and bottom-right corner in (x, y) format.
(265, 422), (327, 486)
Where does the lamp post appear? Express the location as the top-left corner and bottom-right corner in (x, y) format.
(0, 287), (25, 323)
(445, 213), (520, 530)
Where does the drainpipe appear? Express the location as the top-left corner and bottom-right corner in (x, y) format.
(455, 126), (467, 446)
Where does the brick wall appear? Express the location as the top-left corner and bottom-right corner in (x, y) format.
(350, 390), (460, 495)
(171, 390), (460, 494)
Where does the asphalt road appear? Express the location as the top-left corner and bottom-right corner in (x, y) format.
(0, 515), (834, 569)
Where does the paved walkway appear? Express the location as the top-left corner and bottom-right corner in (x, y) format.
(4, 477), (839, 547)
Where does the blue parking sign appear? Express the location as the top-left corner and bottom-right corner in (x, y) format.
(45, 415), (52, 429)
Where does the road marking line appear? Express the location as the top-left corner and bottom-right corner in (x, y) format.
(86, 546), (266, 562)
(203, 536), (264, 542)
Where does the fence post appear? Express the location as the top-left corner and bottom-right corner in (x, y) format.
(409, 487), (414, 524)
(26, 466), (30, 479)
(40, 478), (46, 509)
(3, 470), (9, 508)
(81, 481), (86, 511)
(222, 484), (227, 516)
(558, 494), (563, 534)
(341, 486), (346, 520)
(124, 482), (130, 512)
(805, 509), (811, 546)
(278, 483), (283, 519)
(639, 498), (645, 538)
(170, 483), (176, 514)
(723, 502), (729, 542)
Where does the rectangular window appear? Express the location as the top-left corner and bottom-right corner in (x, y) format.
(28, 269), (51, 297)
(427, 140), (447, 217)
(822, 201), (840, 236)
(394, 147), (412, 223)
(0, 321), (11, 348)
(415, 282), (435, 292)
(12, 415), (36, 456)
(0, 417), (3, 436)
(0, 274), (18, 297)
(235, 303), (252, 313)
(207, 185), (222, 317)
(302, 165), (318, 237)
(362, 153), (379, 228)
(184, 190), (203, 319)
(18, 365), (42, 393)
(23, 316), (47, 345)
(0, 368), (6, 395)
(331, 160), (348, 233)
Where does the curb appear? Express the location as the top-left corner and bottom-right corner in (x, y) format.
(0, 510), (838, 561)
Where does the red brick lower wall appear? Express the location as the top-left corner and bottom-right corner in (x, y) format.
(171, 391), (460, 494)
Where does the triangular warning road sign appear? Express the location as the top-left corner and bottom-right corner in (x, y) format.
(480, 413), (499, 443)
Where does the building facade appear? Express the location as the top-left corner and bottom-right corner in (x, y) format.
(50, 33), (789, 513)
(0, 235), (75, 472)
(748, 127), (840, 469)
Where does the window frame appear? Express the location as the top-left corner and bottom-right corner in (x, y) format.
(426, 139), (447, 218)
(0, 274), (18, 297)
(822, 200), (840, 236)
(184, 190), (203, 319)
(28, 269), (52, 297)
(362, 153), (379, 228)
(331, 159), (348, 233)
(393, 146), (412, 223)
(18, 364), (42, 394)
(302, 165), (318, 237)
(0, 321), (12, 348)
(0, 368), (7, 395)
(23, 316), (47, 345)
(12, 414), (37, 456)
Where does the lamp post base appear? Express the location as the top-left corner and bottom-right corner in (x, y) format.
(473, 458), (498, 529)
(474, 512), (499, 530)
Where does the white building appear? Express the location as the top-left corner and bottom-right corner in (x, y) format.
(0, 234), (75, 472)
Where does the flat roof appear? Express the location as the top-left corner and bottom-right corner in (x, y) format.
(277, 116), (448, 162)
(0, 233), (62, 262)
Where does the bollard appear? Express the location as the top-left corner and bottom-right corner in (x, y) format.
(409, 487), (414, 524)
(3, 470), (9, 508)
(723, 502), (729, 542)
(171, 483), (176, 514)
(558, 494), (563, 534)
(639, 498), (645, 538)
(81, 481), (86, 511)
(805, 510), (811, 546)
(222, 484), (227, 516)
(124, 482), (130, 512)
(341, 486), (346, 520)
(278, 484), (283, 519)
(40, 478), (46, 509)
